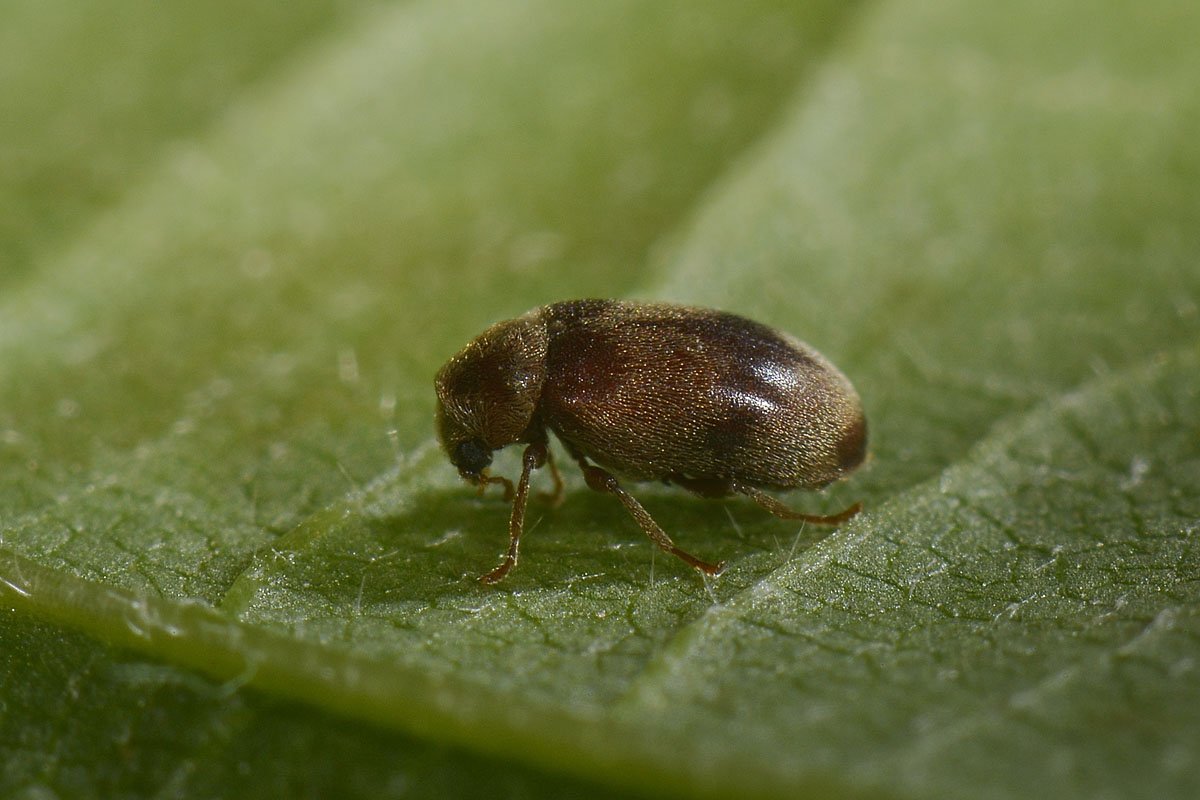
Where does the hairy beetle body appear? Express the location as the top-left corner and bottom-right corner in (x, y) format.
(435, 299), (867, 583)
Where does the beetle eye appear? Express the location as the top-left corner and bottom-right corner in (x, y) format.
(453, 439), (493, 476)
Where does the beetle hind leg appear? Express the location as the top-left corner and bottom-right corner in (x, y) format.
(733, 482), (861, 525)
(575, 458), (725, 577)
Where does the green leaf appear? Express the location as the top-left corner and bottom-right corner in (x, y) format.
(3, 0), (1198, 798)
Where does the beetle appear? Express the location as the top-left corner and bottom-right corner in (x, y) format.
(435, 299), (867, 583)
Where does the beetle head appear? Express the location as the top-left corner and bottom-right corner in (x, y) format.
(434, 311), (549, 483)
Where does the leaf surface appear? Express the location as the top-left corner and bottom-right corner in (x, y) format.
(2, 0), (1198, 797)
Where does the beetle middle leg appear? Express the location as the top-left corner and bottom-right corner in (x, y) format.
(575, 457), (725, 577)
(536, 446), (566, 508)
(479, 441), (547, 584)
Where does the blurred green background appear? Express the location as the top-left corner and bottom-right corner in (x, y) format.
(2, 1), (1198, 798)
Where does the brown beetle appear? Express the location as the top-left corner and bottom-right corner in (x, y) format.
(435, 299), (867, 583)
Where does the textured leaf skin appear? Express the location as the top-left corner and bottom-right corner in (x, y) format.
(2, 1), (1198, 798)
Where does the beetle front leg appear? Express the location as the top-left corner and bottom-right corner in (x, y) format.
(480, 441), (547, 584)
(576, 457), (725, 577)
(477, 472), (515, 501)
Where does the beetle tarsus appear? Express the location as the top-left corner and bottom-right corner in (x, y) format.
(480, 557), (515, 584)
(688, 556), (726, 577)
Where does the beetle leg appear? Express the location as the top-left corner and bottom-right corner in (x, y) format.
(477, 471), (515, 501)
(576, 457), (725, 577)
(536, 446), (566, 508)
(480, 442), (546, 584)
(732, 483), (862, 525)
